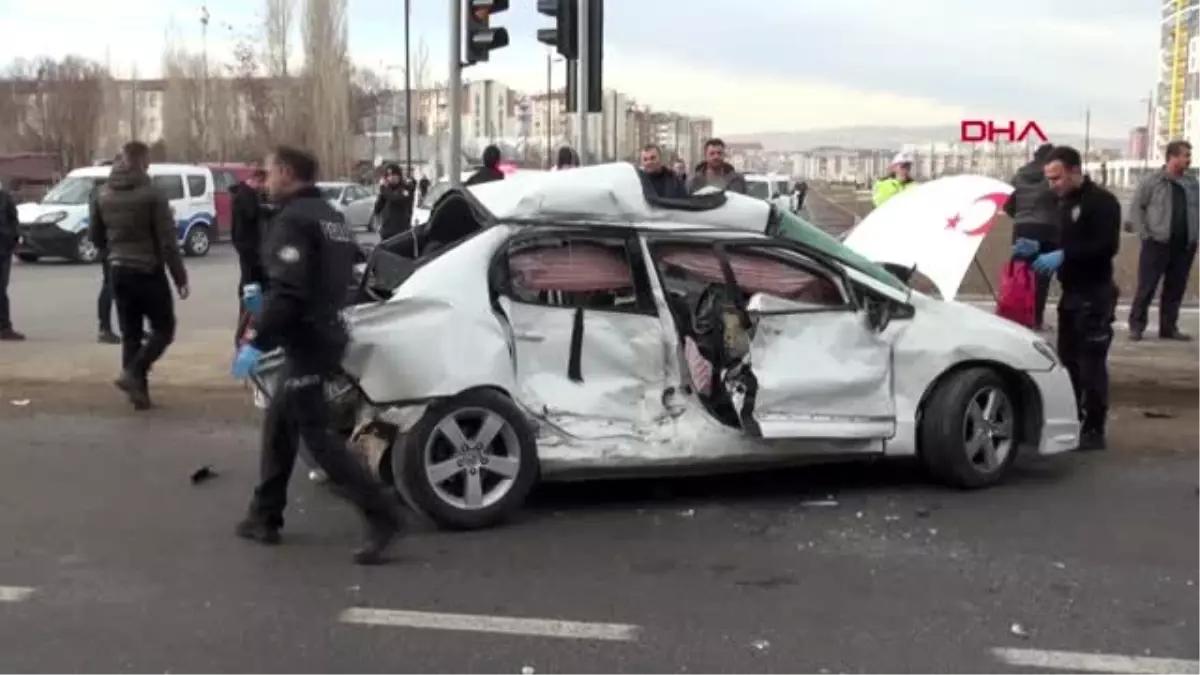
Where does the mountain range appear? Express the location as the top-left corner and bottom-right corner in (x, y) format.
(722, 126), (1127, 153)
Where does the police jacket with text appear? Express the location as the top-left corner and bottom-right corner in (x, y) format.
(251, 185), (356, 370)
(1056, 177), (1121, 294)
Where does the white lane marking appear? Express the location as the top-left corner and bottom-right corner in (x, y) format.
(991, 647), (1200, 673)
(339, 607), (640, 642)
(0, 586), (35, 603)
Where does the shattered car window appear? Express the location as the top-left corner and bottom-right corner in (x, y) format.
(507, 238), (638, 309)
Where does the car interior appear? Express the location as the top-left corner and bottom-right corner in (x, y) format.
(652, 243), (846, 429)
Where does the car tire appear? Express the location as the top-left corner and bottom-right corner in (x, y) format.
(918, 367), (1019, 489)
(393, 388), (538, 530)
(183, 225), (211, 257)
(74, 233), (101, 264)
(16, 253), (39, 263)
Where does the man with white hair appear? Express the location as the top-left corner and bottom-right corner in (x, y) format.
(872, 152), (916, 207)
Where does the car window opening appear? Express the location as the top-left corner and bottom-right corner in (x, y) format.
(507, 239), (638, 311)
(654, 243), (845, 429)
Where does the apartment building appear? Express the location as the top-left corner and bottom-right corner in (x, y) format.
(1154, 0), (1199, 156)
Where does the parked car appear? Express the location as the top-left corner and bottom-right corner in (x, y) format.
(319, 181), (377, 230)
(206, 163), (258, 240)
(249, 164), (1080, 531)
(16, 163), (216, 263)
(745, 172), (794, 213)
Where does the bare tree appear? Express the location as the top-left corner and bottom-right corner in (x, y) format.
(301, 0), (351, 178)
(265, 0), (300, 144)
(350, 65), (387, 135)
(162, 40), (206, 161)
(9, 57), (107, 170)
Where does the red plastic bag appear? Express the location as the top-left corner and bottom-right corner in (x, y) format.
(995, 260), (1036, 328)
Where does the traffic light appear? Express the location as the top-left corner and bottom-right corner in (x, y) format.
(584, 0), (602, 113)
(465, 0), (509, 65)
(536, 0), (578, 60)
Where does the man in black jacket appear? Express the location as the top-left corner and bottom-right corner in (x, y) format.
(89, 142), (190, 409)
(0, 182), (22, 341)
(231, 169), (268, 344)
(638, 144), (688, 198)
(1005, 143), (1059, 329)
(372, 163), (413, 241)
(1037, 146), (1121, 451)
(232, 145), (401, 565)
(465, 145), (505, 186)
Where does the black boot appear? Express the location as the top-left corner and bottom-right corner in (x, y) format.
(352, 512), (401, 566)
(235, 515), (282, 545)
(1078, 428), (1106, 452)
(97, 329), (120, 344)
(114, 370), (151, 410)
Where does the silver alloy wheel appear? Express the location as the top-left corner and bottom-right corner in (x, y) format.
(423, 406), (521, 511)
(962, 386), (1015, 472)
(76, 236), (99, 262)
(188, 227), (210, 255)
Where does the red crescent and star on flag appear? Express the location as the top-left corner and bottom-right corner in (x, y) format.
(944, 192), (1010, 237)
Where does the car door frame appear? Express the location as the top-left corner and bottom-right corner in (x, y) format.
(648, 233), (897, 440)
(487, 223), (674, 441)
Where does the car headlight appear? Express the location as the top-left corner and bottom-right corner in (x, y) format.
(34, 211), (68, 224)
(1032, 339), (1059, 366)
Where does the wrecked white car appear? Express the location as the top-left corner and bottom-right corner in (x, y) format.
(250, 164), (1080, 530)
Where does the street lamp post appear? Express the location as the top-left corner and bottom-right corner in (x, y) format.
(403, 0), (413, 176)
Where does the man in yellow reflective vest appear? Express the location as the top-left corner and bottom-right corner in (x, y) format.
(873, 153), (916, 207)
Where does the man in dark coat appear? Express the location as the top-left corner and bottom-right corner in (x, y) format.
(1004, 143), (1060, 329)
(372, 163), (413, 240)
(465, 145), (506, 186)
(638, 144), (688, 198)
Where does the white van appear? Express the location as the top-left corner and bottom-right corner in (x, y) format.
(744, 173), (795, 214)
(15, 163), (217, 263)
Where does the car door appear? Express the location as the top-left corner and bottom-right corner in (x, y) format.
(149, 172), (188, 243)
(343, 185), (375, 228)
(654, 238), (896, 440)
(493, 228), (672, 440)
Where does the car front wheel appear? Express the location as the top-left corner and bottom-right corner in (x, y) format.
(393, 388), (539, 530)
(183, 225), (211, 257)
(918, 368), (1019, 489)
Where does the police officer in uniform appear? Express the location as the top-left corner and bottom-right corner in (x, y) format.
(232, 145), (401, 564)
(1027, 146), (1121, 451)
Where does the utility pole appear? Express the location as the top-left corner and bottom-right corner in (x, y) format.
(1143, 90), (1154, 172)
(576, 0), (588, 163)
(200, 5), (210, 160)
(448, 0), (463, 185)
(1083, 106), (1092, 164)
(545, 52), (553, 168)
(403, 0), (413, 175)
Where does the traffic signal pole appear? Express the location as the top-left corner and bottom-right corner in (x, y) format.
(448, 0), (463, 185)
(576, 0), (589, 164)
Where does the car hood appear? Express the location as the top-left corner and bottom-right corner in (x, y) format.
(17, 201), (86, 223)
(842, 174), (1012, 301)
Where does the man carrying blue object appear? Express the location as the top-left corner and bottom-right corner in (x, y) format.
(231, 145), (402, 565)
(1015, 145), (1121, 452)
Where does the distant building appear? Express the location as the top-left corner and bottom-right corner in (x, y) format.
(1128, 126), (1150, 160)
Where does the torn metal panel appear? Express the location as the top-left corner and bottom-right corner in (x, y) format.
(738, 294), (898, 439)
(341, 226), (517, 403)
(499, 297), (671, 441)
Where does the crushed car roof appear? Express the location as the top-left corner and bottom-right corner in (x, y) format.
(465, 162), (772, 232)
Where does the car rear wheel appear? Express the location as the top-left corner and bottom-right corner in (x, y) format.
(918, 368), (1019, 489)
(183, 225), (211, 257)
(393, 388), (538, 530)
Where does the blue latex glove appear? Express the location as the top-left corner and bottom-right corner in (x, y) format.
(1011, 238), (1039, 259)
(242, 284), (263, 315)
(231, 344), (263, 380)
(1032, 249), (1064, 275)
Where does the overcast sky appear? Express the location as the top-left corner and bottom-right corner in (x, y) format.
(0, 0), (1159, 137)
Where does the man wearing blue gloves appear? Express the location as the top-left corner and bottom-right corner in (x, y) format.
(1005, 143), (1059, 329)
(232, 145), (401, 565)
(1025, 146), (1121, 452)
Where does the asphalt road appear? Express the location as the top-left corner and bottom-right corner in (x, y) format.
(0, 406), (1196, 673)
